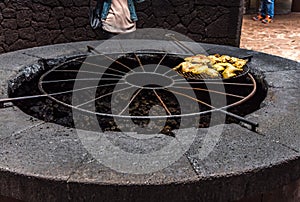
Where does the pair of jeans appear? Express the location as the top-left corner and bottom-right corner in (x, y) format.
(259, 0), (274, 18)
(101, 0), (145, 22)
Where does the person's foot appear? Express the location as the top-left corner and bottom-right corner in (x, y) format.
(252, 14), (264, 21)
(262, 15), (273, 24)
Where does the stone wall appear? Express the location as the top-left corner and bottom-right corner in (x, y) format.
(0, 0), (244, 54)
(136, 0), (244, 46)
(0, 0), (96, 54)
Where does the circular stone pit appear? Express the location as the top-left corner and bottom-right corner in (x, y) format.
(0, 40), (299, 202)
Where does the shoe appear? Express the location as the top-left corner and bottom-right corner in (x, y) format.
(252, 14), (264, 21)
(262, 15), (273, 24)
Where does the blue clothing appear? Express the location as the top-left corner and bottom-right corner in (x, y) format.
(259, 0), (274, 18)
(101, 0), (145, 22)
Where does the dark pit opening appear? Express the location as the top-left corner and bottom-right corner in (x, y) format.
(125, 73), (173, 89)
(8, 52), (268, 134)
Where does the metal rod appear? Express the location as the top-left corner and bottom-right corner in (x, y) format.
(163, 67), (177, 76)
(0, 94), (47, 107)
(165, 33), (253, 63)
(225, 73), (257, 109)
(118, 88), (142, 115)
(52, 69), (123, 78)
(166, 86), (259, 130)
(171, 86), (245, 99)
(165, 33), (196, 55)
(154, 52), (168, 73)
(41, 77), (122, 84)
(134, 53), (145, 72)
(167, 89), (212, 108)
(0, 82), (125, 108)
(76, 85), (134, 107)
(153, 90), (172, 115)
(82, 61), (128, 75)
(222, 110), (258, 131)
(173, 81), (254, 86)
(87, 45), (134, 72)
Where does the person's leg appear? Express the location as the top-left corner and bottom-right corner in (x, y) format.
(262, 0), (274, 23)
(266, 0), (274, 18)
(261, 0), (268, 17)
(253, 0), (265, 21)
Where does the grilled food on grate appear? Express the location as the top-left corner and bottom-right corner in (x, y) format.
(173, 61), (220, 79)
(173, 54), (248, 80)
(173, 54), (221, 79)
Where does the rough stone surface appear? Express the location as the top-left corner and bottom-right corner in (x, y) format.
(0, 41), (299, 202)
(0, 0), (243, 54)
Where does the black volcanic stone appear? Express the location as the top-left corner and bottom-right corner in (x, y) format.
(152, 0), (174, 17)
(32, 0), (60, 7)
(2, 8), (16, 18)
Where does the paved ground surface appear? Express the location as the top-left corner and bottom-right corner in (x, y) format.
(241, 13), (300, 62)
